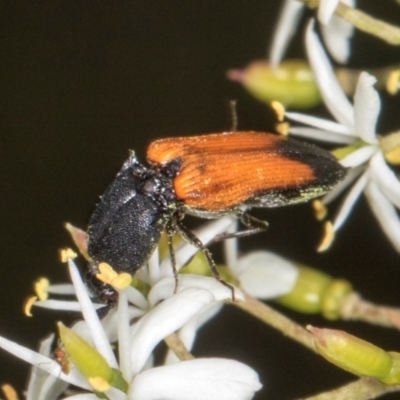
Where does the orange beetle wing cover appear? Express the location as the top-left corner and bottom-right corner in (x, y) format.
(147, 132), (343, 211)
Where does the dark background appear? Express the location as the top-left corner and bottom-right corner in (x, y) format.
(1, 1), (400, 399)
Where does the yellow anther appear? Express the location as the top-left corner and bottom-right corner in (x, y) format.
(386, 69), (400, 95)
(1, 384), (18, 400)
(34, 277), (49, 301)
(317, 221), (335, 252)
(96, 263), (132, 290)
(380, 131), (400, 165)
(59, 248), (78, 263)
(96, 262), (118, 284)
(23, 296), (37, 317)
(271, 101), (285, 122)
(384, 148), (400, 165)
(275, 122), (290, 136)
(112, 273), (132, 290)
(312, 200), (328, 221)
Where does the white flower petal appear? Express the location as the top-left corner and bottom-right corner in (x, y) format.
(306, 20), (354, 128)
(286, 111), (354, 135)
(101, 307), (145, 343)
(130, 288), (215, 376)
(320, 14), (354, 63)
(36, 374), (69, 400)
(269, 0), (305, 68)
(333, 170), (369, 231)
(322, 165), (364, 204)
(364, 181), (400, 253)
(65, 391), (126, 400)
(289, 127), (355, 144)
(26, 334), (59, 400)
(47, 284), (76, 295)
(340, 145), (377, 168)
(118, 290), (133, 382)
(318, 0), (339, 25)
(106, 388), (127, 400)
(353, 72), (380, 144)
(0, 334), (90, 391)
(224, 219), (239, 271)
(67, 259), (118, 368)
(148, 245), (160, 285)
(125, 286), (149, 310)
(159, 216), (236, 278)
(33, 299), (101, 312)
(370, 151), (400, 209)
(148, 275), (243, 306)
(235, 251), (298, 299)
(130, 358), (262, 400)
(69, 321), (94, 345)
(165, 302), (223, 365)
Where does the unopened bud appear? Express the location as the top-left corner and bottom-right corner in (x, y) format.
(228, 60), (321, 109)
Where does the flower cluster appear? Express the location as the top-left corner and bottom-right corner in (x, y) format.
(0, 218), (270, 400)
(269, 0), (355, 67)
(1, 2), (400, 400)
(285, 20), (400, 253)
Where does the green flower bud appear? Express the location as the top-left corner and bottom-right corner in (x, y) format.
(321, 279), (353, 320)
(276, 265), (353, 319)
(381, 352), (400, 385)
(310, 327), (394, 380)
(110, 368), (129, 393)
(58, 323), (113, 388)
(276, 266), (332, 313)
(228, 60), (321, 109)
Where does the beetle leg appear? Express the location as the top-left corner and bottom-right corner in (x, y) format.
(212, 209), (269, 242)
(174, 218), (236, 301)
(166, 220), (179, 294)
(239, 209), (269, 231)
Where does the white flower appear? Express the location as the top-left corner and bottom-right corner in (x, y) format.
(232, 251), (299, 299)
(269, 0), (355, 67)
(285, 20), (400, 253)
(0, 257), (262, 400)
(23, 214), (305, 399)
(34, 216), (243, 314)
(129, 358), (261, 400)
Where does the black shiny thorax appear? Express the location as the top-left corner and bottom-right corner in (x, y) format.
(87, 151), (181, 278)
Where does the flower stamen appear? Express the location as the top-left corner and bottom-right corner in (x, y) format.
(34, 277), (49, 301)
(96, 262), (132, 290)
(59, 248), (78, 263)
(23, 296), (37, 317)
(317, 221), (335, 252)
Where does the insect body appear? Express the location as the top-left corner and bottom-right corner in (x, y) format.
(87, 131), (346, 304)
(54, 347), (71, 375)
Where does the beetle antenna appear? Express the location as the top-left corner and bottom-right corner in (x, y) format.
(229, 99), (238, 132)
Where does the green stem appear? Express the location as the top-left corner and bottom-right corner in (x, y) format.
(298, 0), (400, 45)
(336, 2), (400, 45)
(234, 294), (316, 352)
(340, 293), (400, 329)
(164, 333), (195, 361)
(302, 377), (400, 400)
